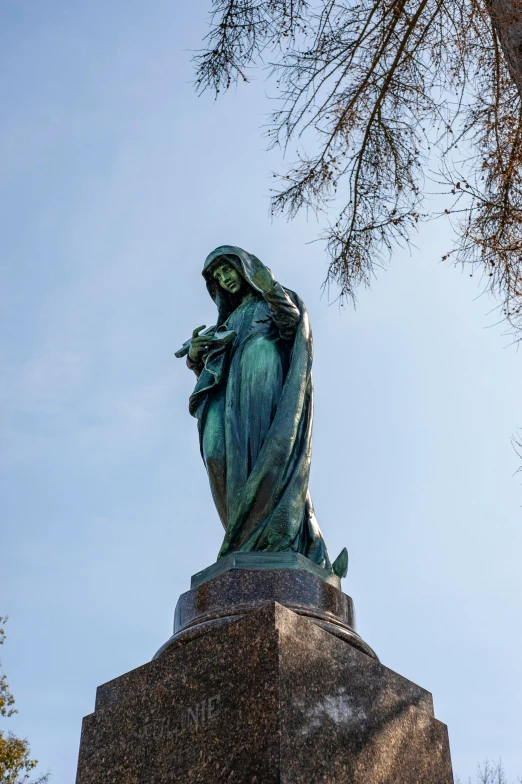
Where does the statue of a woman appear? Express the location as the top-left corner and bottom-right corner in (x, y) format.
(178, 245), (346, 577)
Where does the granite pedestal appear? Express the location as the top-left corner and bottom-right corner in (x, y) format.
(75, 562), (454, 783)
(154, 553), (378, 661)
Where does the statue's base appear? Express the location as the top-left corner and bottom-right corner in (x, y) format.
(75, 568), (454, 783)
(190, 552), (342, 588)
(154, 555), (377, 660)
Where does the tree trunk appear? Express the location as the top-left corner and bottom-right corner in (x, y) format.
(488, 0), (522, 98)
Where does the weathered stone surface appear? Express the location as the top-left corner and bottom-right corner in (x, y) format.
(76, 602), (454, 783)
(155, 565), (376, 660)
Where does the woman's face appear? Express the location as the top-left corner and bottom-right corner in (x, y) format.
(212, 261), (245, 295)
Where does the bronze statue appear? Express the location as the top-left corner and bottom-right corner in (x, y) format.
(177, 246), (347, 578)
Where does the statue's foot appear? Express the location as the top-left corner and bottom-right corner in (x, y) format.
(332, 547), (348, 578)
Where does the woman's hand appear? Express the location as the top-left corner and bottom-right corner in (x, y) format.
(188, 325), (213, 362)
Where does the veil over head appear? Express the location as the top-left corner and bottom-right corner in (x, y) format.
(203, 245), (268, 325)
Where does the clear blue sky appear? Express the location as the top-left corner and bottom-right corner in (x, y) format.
(1, 2), (521, 782)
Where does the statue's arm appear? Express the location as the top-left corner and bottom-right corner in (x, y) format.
(250, 259), (300, 338)
(186, 353), (204, 377)
(263, 282), (300, 339)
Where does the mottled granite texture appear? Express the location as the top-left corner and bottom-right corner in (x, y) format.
(76, 603), (454, 783)
(154, 566), (378, 660)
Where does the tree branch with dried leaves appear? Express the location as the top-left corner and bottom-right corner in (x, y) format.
(195, 0), (522, 338)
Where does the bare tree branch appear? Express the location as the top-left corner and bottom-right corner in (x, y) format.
(195, 0), (522, 336)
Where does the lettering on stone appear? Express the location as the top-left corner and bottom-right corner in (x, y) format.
(140, 694), (221, 742)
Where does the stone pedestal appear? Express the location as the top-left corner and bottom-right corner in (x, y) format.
(154, 554), (378, 661)
(76, 565), (454, 783)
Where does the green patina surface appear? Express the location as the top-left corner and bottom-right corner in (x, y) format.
(179, 246), (348, 580)
(190, 552), (342, 590)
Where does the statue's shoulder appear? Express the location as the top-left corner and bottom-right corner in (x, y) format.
(283, 286), (306, 312)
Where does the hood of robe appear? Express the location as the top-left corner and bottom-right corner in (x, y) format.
(203, 245), (267, 325)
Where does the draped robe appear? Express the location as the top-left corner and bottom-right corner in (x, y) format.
(187, 246), (331, 571)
